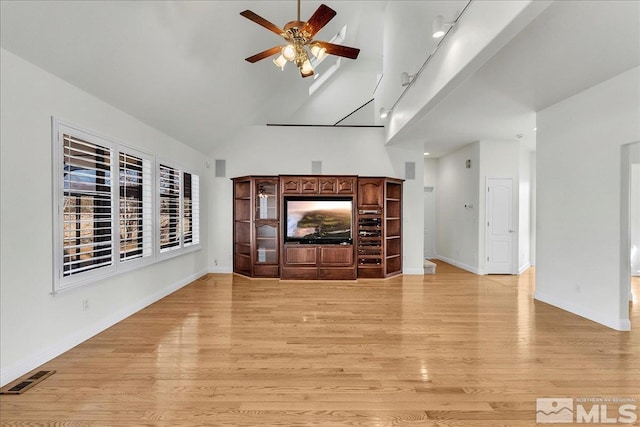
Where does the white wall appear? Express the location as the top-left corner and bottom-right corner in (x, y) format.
(423, 158), (439, 259)
(530, 152), (537, 267)
(436, 142), (481, 272)
(630, 143), (640, 277)
(207, 125), (425, 275)
(536, 67), (640, 331)
(518, 147), (532, 273)
(424, 158), (439, 186)
(0, 48), (210, 386)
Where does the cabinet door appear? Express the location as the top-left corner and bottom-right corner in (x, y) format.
(284, 246), (317, 265)
(255, 179), (278, 219)
(358, 178), (384, 209)
(255, 223), (278, 264)
(319, 246), (353, 266)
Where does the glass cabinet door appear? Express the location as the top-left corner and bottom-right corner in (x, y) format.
(255, 224), (278, 264)
(256, 181), (277, 220)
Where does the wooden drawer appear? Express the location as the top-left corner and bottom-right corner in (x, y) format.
(357, 266), (384, 278)
(281, 267), (317, 280)
(253, 265), (279, 278)
(318, 267), (356, 280)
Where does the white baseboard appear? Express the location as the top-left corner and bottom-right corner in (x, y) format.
(534, 290), (631, 331)
(518, 262), (531, 275)
(435, 255), (482, 275)
(0, 269), (207, 387)
(209, 266), (233, 274)
(403, 268), (426, 275)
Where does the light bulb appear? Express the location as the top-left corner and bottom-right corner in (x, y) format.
(300, 59), (314, 77)
(282, 44), (296, 61)
(379, 108), (389, 119)
(273, 54), (287, 70)
(310, 44), (327, 61)
(432, 15), (445, 38)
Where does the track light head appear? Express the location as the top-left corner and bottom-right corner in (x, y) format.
(401, 72), (415, 87)
(432, 15), (454, 38)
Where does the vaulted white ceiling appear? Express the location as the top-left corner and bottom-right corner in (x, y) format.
(0, 0), (467, 153)
(1, 1), (638, 157)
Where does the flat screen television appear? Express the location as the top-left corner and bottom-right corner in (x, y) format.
(284, 197), (353, 244)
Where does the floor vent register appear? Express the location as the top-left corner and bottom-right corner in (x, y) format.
(0, 370), (55, 395)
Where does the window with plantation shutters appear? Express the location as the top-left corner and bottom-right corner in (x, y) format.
(53, 119), (200, 292)
(191, 174), (200, 246)
(62, 134), (114, 277)
(119, 152), (152, 262)
(183, 172), (200, 246)
(159, 164), (181, 252)
(158, 165), (200, 254)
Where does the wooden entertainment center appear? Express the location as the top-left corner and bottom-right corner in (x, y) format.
(232, 175), (403, 280)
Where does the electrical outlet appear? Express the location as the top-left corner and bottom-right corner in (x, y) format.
(214, 259), (218, 266)
(82, 299), (89, 311)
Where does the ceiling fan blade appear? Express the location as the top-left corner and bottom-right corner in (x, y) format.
(245, 46), (282, 63)
(302, 4), (336, 38)
(315, 42), (360, 60)
(240, 10), (286, 37)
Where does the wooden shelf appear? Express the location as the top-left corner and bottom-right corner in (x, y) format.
(355, 177), (403, 278)
(233, 177), (280, 278)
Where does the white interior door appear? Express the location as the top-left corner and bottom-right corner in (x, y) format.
(486, 178), (514, 274)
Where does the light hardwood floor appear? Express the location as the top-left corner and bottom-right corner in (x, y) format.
(1, 262), (639, 426)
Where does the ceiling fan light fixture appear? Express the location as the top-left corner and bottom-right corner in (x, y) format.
(240, 1), (359, 78)
(273, 54), (287, 70)
(300, 58), (314, 77)
(310, 44), (327, 61)
(282, 44), (296, 61)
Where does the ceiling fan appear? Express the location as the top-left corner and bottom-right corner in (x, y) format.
(240, 1), (360, 78)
